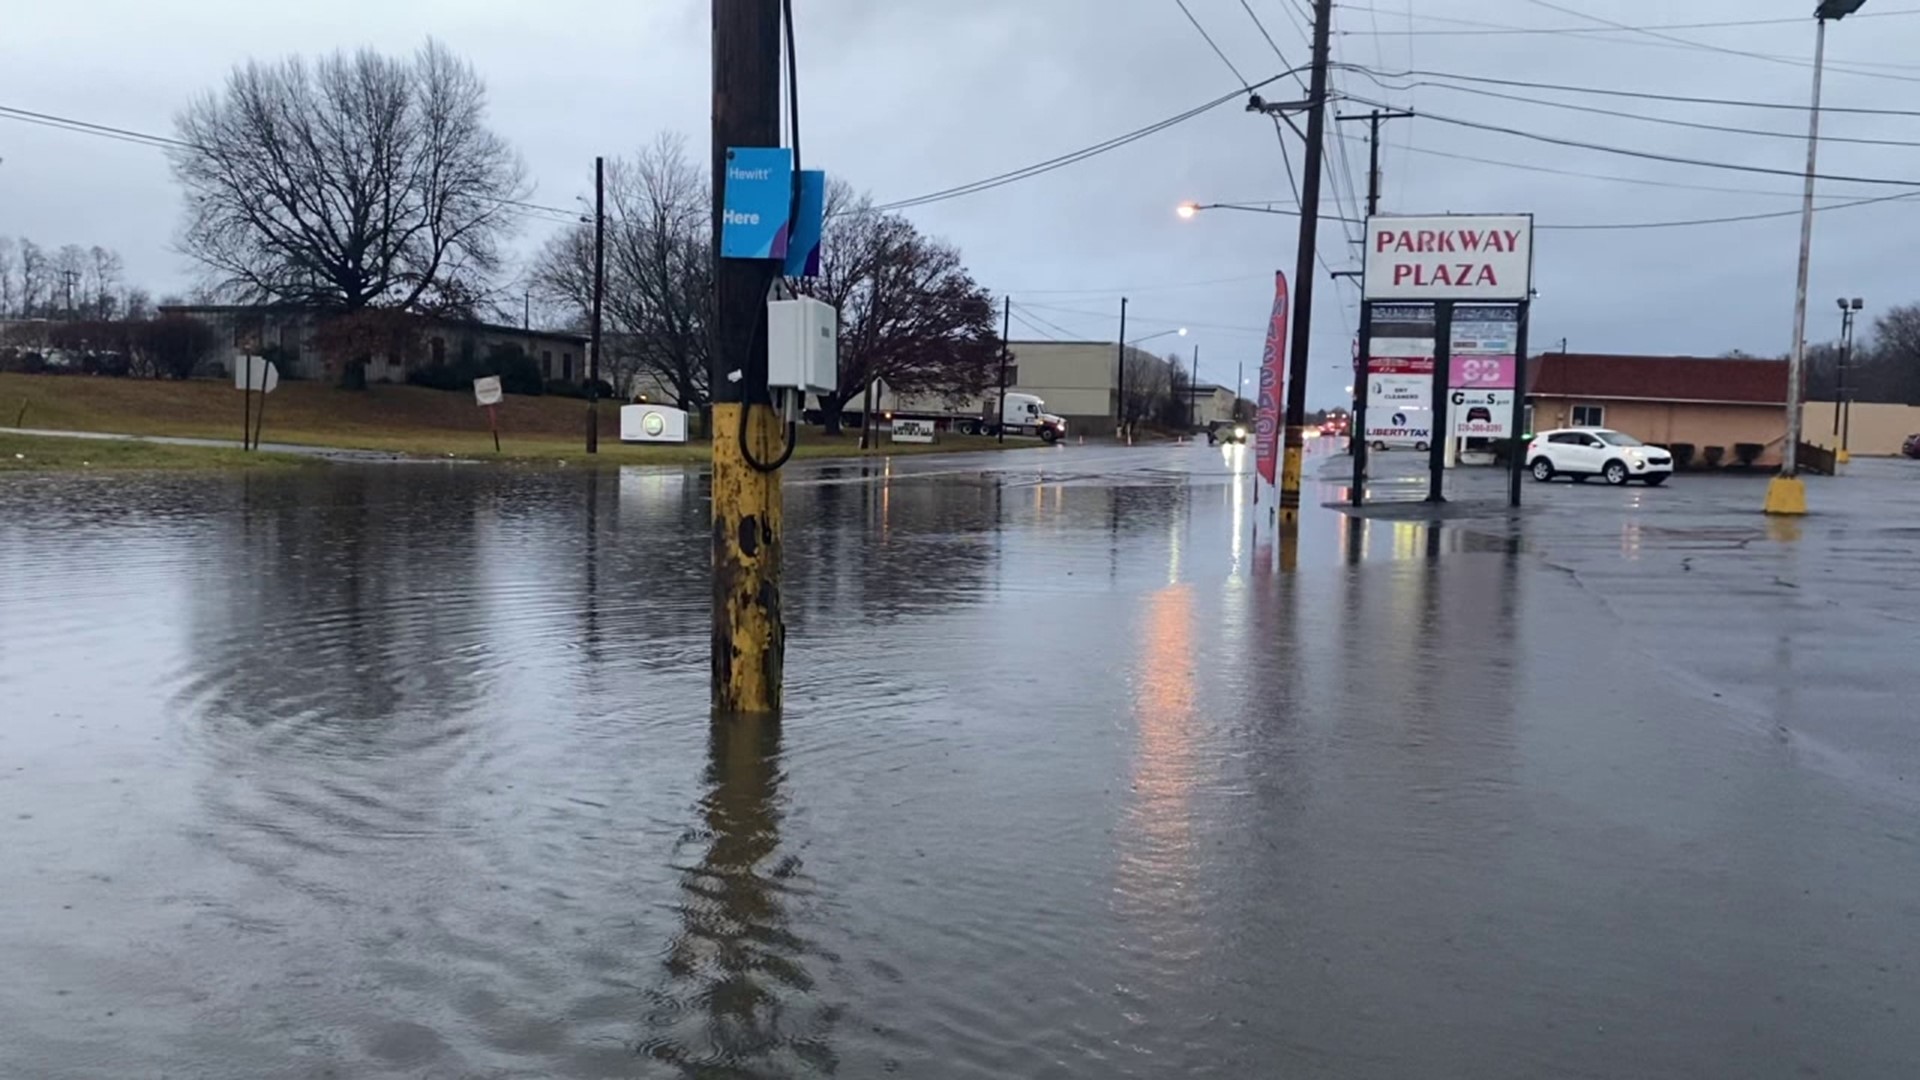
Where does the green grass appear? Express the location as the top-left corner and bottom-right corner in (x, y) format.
(0, 373), (1041, 463)
(0, 432), (320, 472)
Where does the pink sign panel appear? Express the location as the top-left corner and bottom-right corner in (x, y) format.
(1449, 354), (1516, 389)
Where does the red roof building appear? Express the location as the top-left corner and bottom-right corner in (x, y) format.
(1525, 353), (1790, 467)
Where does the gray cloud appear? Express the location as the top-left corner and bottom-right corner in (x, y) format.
(4, 0), (1916, 407)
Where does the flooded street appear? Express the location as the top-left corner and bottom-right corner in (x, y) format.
(5, 444), (1920, 1078)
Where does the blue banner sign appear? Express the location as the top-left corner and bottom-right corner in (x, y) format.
(720, 147), (793, 260)
(783, 170), (826, 278)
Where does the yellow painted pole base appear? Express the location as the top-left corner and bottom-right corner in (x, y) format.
(1836, 448), (1851, 464)
(1762, 475), (1808, 516)
(711, 402), (786, 713)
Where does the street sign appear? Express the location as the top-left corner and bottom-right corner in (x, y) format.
(472, 376), (503, 407)
(720, 147), (794, 260)
(233, 356), (279, 394)
(1451, 389), (1515, 438)
(1368, 406), (1432, 444)
(1364, 214), (1534, 301)
(783, 169), (826, 277)
(891, 418), (936, 443)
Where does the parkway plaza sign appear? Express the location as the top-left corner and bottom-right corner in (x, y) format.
(1362, 214), (1534, 302)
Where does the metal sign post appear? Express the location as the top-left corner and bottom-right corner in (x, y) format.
(474, 375), (504, 453)
(1508, 303), (1532, 508)
(1425, 301), (1455, 503)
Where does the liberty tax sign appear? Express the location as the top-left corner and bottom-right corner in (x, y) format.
(1364, 215), (1534, 301)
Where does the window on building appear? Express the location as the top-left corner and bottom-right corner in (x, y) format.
(1572, 404), (1605, 427)
(563, 352), (574, 382)
(430, 337), (445, 365)
(543, 350), (553, 379)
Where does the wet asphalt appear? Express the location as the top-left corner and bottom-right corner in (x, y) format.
(2, 441), (1918, 1078)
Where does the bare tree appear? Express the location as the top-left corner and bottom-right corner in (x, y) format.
(17, 239), (47, 318)
(1120, 348), (1173, 432)
(530, 134), (712, 408)
(50, 245), (87, 317)
(0, 238), (16, 318)
(84, 246), (124, 320)
(170, 40), (526, 332)
(800, 183), (1000, 434)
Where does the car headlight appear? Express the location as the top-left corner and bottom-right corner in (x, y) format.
(1234, 426), (1247, 439)
(1627, 450), (1644, 464)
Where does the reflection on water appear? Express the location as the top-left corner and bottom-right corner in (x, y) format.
(642, 715), (839, 1076)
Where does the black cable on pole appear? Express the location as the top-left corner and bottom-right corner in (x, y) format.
(739, 0), (802, 475)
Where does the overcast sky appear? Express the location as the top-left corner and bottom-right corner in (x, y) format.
(5, 0), (1918, 407)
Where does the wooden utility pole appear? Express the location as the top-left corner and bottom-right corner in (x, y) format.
(588, 155), (605, 454)
(1277, 0), (1334, 526)
(1189, 344), (1199, 429)
(1335, 107), (1411, 495)
(1249, 2), (1338, 518)
(710, 0), (786, 713)
(1114, 296), (1128, 438)
(998, 295), (1011, 443)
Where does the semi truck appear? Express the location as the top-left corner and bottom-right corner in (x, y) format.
(812, 386), (1068, 443)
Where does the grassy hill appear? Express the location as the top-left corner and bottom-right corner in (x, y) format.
(0, 373), (1015, 463)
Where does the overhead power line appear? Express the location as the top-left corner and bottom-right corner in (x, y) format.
(1342, 65), (1920, 117)
(1344, 71), (1920, 149)
(1174, 0), (1251, 86)
(0, 103), (582, 223)
(1523, 0), (1920, 84)
(1329, 129), (1876, 200)
(870, 68), (1305, 213)
(1377, 104), (1920, 188)
(1337, 7), (1920, 37)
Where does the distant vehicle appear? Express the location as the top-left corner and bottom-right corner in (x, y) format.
(819, 389), (1064, 443)
(1208, 420), (1248, 445)
(1368, 437), (1430, 452)
(1527, 427), (1673, 486)
(954, 392), (1066, 443)
(1904, 433), (1920, 459)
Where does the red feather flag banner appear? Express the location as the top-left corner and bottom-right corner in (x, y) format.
(1253, 272), (1289, 488)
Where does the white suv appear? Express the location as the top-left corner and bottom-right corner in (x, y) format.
(1527, 427), (1673, 486)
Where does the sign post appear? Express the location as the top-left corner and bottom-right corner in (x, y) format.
(233, 356), (279, 451)
(473, 375), (504, 453)
(1361, 214), (1535, 508)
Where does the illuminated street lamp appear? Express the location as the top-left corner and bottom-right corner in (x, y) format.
(1176, 201), (1293, 219)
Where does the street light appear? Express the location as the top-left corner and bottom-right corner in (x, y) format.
(1127, 327), (1188, 347)
(1177, 201), (1295, 218)
(1771, 0), (1865, 515)
(1834, 296), (1865, 457)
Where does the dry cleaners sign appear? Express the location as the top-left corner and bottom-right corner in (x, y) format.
(1363, 215), (1533, 302)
